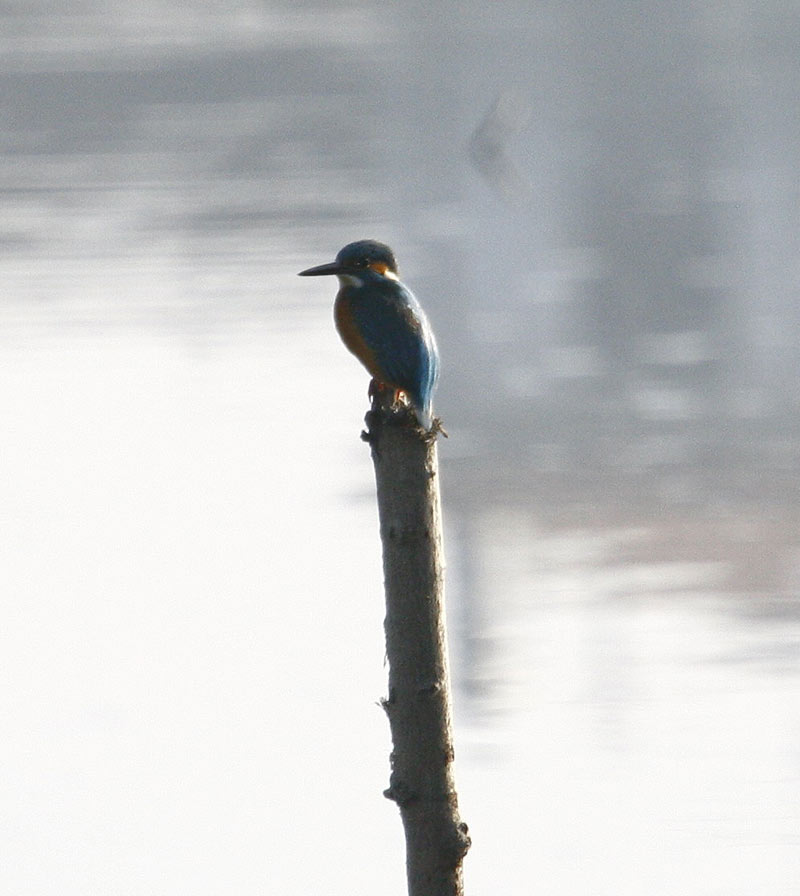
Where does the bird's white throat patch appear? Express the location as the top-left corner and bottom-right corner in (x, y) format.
(337, 273), (363, 287)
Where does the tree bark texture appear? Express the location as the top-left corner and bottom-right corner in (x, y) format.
(363, 405), (470, 896)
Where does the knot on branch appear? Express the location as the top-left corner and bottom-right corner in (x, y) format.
(416, 679), (443, 697)
(384, 777), (418, 807)
(379, 689), (396, 716)
(385, 522), (431, 543)
(446, 821), (472, 865)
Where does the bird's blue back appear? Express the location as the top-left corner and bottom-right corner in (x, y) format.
(341, 274), (439, 426)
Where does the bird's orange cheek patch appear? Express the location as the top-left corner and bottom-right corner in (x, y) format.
(368, 261), (398, 280)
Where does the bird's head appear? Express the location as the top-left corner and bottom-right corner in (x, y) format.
(298, 240), (399, 285)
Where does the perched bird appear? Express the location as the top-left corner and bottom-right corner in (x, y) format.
(299, 240), (439, 430)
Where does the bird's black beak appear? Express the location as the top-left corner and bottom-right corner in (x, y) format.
(298, 261), (343, 277)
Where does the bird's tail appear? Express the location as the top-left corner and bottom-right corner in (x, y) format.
(413, 400), (433, 432)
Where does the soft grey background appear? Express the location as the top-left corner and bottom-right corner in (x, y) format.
(2, 3), (799, 894)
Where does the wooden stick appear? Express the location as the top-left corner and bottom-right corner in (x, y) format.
(363, 402), (470, 896)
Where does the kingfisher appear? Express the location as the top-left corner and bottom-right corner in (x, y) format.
(299, 240), (440, 430)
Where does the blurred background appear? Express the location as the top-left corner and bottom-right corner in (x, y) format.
(2, 2), (799, 893)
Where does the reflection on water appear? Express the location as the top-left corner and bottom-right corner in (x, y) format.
(2, 2), (800, 894)
(453, 513), (800, 895)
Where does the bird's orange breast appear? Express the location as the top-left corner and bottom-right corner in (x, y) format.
(334, 294), (386, 383)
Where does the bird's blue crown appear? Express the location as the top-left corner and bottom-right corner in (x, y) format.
(336, 240), (398, 276)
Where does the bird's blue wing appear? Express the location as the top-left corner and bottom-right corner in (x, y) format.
(348, 282), (439, 419)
